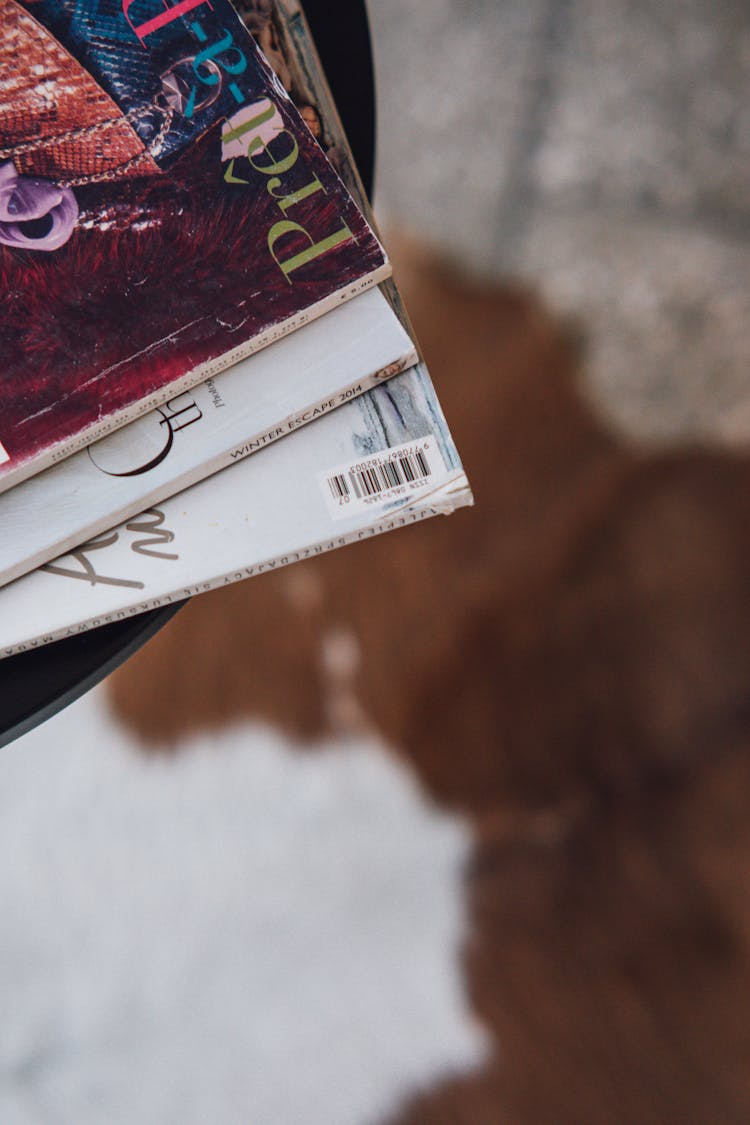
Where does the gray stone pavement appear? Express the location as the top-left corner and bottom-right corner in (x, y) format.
(368, 0), (750, 445)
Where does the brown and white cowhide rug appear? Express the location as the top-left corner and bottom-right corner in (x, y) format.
(0, 687), (485, 1124)
(5, 239), (750, 1124)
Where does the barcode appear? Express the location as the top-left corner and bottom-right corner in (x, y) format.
(327, 448), (432, 503)
(320, 436), (447, 521)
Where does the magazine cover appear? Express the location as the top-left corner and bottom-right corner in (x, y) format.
(0, 366), (472, 657)
(0, 0), (389, 491)
(0, 288), (416, 586)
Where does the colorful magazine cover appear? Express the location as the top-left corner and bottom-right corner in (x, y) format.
(0, 0), (389, 491)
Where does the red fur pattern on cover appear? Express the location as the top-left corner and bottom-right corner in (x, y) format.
(0, 178), (375, 449)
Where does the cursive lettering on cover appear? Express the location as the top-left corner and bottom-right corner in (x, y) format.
(41, 531), (145, 590)
(127, 509), (179, 559)
(41, 509), (179, 590)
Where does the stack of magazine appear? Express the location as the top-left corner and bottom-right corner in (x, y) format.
(0, 0), (472, 659)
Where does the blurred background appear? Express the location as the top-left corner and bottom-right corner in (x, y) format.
(3, 1), (750, 1122)
(371, 0), (750, 445)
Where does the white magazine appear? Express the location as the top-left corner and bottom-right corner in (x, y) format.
(0, 289), (415, 587)
(0, 363), (472, 657)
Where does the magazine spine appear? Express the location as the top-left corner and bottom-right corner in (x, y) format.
(0, 343), (418, 589)
(0, 261), (392, 496)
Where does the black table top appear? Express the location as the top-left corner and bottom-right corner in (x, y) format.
(0, 0), (376, 749)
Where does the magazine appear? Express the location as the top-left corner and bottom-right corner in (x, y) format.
(0, 0), (474, 656)
(0, 366), (472, 657)
(0, 0), (389, 492)
(0, 288), (416, 587)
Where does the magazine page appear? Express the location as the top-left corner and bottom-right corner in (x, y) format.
(0, 0), (389, 491)
(0, 369), (472, 657)
(0, 289), (416, 586)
